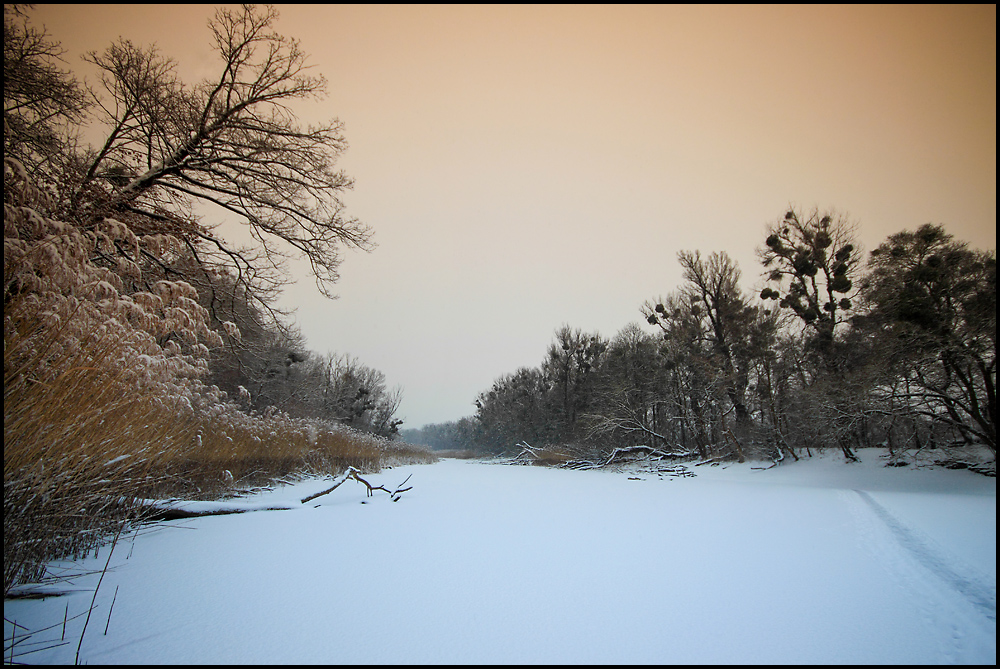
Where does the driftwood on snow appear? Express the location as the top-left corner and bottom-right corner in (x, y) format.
(561, 444), (694, 470)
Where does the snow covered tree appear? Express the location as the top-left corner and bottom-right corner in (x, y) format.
(862, 224), (996, 453)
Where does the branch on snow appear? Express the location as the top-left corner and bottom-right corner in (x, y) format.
(301, 467), (413, 503)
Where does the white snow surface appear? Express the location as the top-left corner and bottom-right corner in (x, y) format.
(5, 449), (996, 664)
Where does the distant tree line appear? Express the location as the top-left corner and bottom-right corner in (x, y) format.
(401, 419), (478, 451)
(460, 209), (995, 462)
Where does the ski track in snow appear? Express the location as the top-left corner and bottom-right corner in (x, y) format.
(842, 486), (996, 664)
(853, 489), (996, 623)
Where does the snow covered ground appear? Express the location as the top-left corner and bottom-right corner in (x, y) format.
(5, 449), (995, 664)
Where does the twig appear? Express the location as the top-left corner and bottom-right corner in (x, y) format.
(352, 472), (393, 497)
(390, 474), (413, 501)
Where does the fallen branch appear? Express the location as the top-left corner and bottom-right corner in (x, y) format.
(300, 467), (358, 503)
(559, 446), (696, 477)
(693, 455), (730, 466)
(602, 445), (693, 466)
(507, 441), (573, 466)
(511, 441), (543, 463)
(356, 473), (413, 502)
(560, 459), (602, 470)
(559, 445), (692, 470)
(301, 468), (413, 503)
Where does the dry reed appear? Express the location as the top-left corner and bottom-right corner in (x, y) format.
(4, 156), (434, 597)
(4, 309), (434, 596)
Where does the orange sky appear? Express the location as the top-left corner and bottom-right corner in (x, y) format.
(32, 4), (997, 427)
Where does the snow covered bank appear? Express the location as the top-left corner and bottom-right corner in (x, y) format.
(4, 450), (995, 664)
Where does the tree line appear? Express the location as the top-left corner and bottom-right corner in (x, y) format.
(419, 210), (994, 463)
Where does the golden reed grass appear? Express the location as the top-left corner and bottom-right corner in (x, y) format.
(4, 311), (434, 596)
(4, 156), (433, 595)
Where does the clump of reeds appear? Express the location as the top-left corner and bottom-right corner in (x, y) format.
(149, 397), (436, 501)
(4, 317), (434, 594)
(3, 324), (198, 592)
(4, 155), (434, 596)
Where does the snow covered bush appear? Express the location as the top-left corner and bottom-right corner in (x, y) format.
(4, 156), (212, 592)
(4, 159), (431, 595)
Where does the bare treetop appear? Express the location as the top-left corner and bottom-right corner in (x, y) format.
(75, 4), (372, 299)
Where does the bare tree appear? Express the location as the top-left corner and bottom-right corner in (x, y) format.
(641, 292), (718, 458)
(541, 325), (607, 442)
(584, 323), (672, 451)
(69, 4), (372, 307)
(473, 367), (553, 454)
(3, 5), (89, 174)
(643, 251), (772, 455)
(758, 208), (861, 348)
(677, 250), (758, 432)
(757, 208), (866, 460)
(863, 224), (996, 453)
(313, 353), (404, 437)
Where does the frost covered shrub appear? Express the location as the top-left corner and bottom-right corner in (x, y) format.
(4, 156), (213, 592)
(3, 331), (203, 592)
(4, 158), (432, 594)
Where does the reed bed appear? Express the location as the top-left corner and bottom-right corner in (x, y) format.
(4, 317), (433, 596)
(4, 157), (433, 596)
